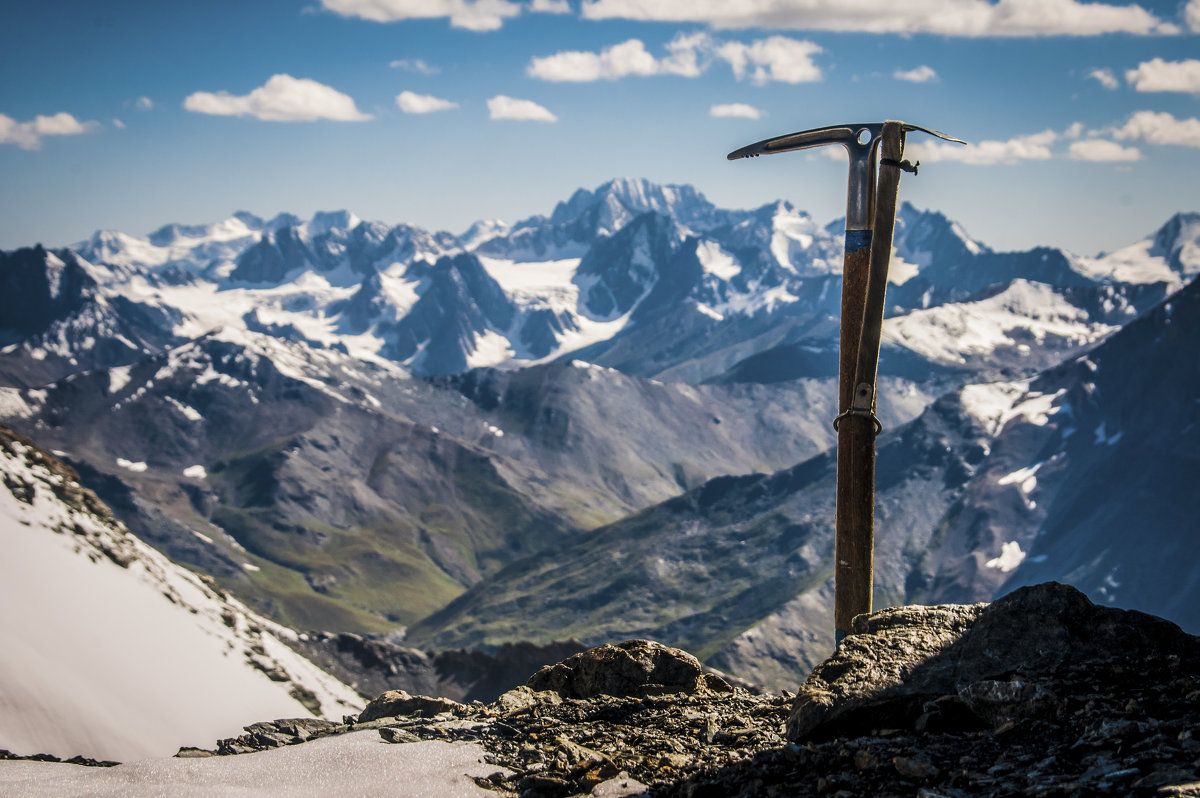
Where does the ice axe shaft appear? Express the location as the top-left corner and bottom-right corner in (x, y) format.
(834, 121), (906, 642)
(729, 120), (964, 646)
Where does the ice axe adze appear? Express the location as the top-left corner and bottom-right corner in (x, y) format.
(728, 121), (965, 646)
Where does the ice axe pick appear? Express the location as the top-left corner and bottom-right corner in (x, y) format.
(728, 121), (965, 647)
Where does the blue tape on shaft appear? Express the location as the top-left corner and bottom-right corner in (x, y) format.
(845, 229), (872, 253)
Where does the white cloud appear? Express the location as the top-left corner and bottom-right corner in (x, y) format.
(487, 95), (558, 122)
(710, 103), (762, 119)
(529, 0), (570, 12)
(183, 74), (372, 122)
(1064, 121), (1085, 139)
(1125, 58), (1200, 93)
(894, 65), (938, 83)
(1068, 139), (1141, 161)
(716, 36), (822, 84)
(395, 90), (459, 113)
(1187, 0), (1200, 32)
(1113, 110), (1200, 147)
(320, 0), (522, 31)
(579, 0), (1175, 37)
(1087, 68), (1119, 89)
(113, 118), (126, 129)
(907, 129), (1058, 164)
(528, 39), (662, 81)
(0, 112), (98, 150)
(527, 33), (710, 81)
(390, 58), (439, 74)
(135, 96), (154, 110)
(526, 32), (819, 85)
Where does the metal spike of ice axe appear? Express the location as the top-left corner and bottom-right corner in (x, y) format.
(728, 121), (965, 647)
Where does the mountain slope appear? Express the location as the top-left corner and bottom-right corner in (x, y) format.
(0, 425), (362, 762)
(0, 329), (846, 636)
(407, 275), (1200, 689)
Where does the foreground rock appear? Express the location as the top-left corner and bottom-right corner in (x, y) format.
(170, 584), (1200, 797)
(788, 581), (1200, 741)
(527, 640), (732, 700)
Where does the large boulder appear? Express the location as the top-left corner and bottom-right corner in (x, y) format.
(527, 639), (730, 699)
(357, 689), (464, 722)
(787, 582), (1200, 741)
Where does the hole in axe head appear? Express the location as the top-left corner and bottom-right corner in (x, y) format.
(856, 128), (872, 145)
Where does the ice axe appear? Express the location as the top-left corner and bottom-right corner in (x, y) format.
(728, 121), (965, 646)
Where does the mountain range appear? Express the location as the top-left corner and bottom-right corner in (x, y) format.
(1, 177), (1197, 692)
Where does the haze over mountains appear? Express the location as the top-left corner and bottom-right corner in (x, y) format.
(1, 178), (1197, 697)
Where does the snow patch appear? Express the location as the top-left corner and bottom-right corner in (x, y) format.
(998, 462), (1042, 494)
(165, 396), (203, 422)
(116, 458), (147, 472)
(183, 465), (207, 479)
(695, 240), (741, 281)
(108, 366), (134, 395)
(883, 281), (1112, 366)
(0, 388), (34, 420)
(985, 541), (1026, 573)
(960, 380), (1066, 436)
(466, 330), (514, 369)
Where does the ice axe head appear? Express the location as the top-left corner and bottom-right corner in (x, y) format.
(728, 121), (964, 238)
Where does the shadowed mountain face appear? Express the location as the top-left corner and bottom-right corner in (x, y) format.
(1, 182), (1197, 689)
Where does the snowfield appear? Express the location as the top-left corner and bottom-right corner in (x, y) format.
(0, 432), (362, 762)
(0, 735), (505, 797)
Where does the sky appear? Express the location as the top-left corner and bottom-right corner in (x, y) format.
(1, 0), (1198, 255)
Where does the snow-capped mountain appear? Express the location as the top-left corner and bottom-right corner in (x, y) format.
(5, 178), (1180, 387)
(0, 424), (362, 762)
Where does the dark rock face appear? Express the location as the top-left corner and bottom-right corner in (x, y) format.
(787, 582), (1199, 741)
(0, 246), (94, 339)
(527, 640), (730, 700)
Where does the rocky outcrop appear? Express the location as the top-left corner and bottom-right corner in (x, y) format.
(526, 640), (731, 699)
(786, 582), (1200, 742)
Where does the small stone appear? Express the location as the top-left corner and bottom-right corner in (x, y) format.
(894, 755), (940, 779)
(853, 748), (878, 770)
(378, 727), (420, 744)
(174, 747), (215, 758)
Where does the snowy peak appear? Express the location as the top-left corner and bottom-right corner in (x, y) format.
(304, 209), (361, 238)
(1150, 212), (1200, 275)
(460, 219), (511, 250)
(894, 202), (990, 267)
(1073, 212), (1200, 288)
(548, 177), (720, 236)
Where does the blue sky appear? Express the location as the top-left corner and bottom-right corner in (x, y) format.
(1, 0), (1198, 254)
